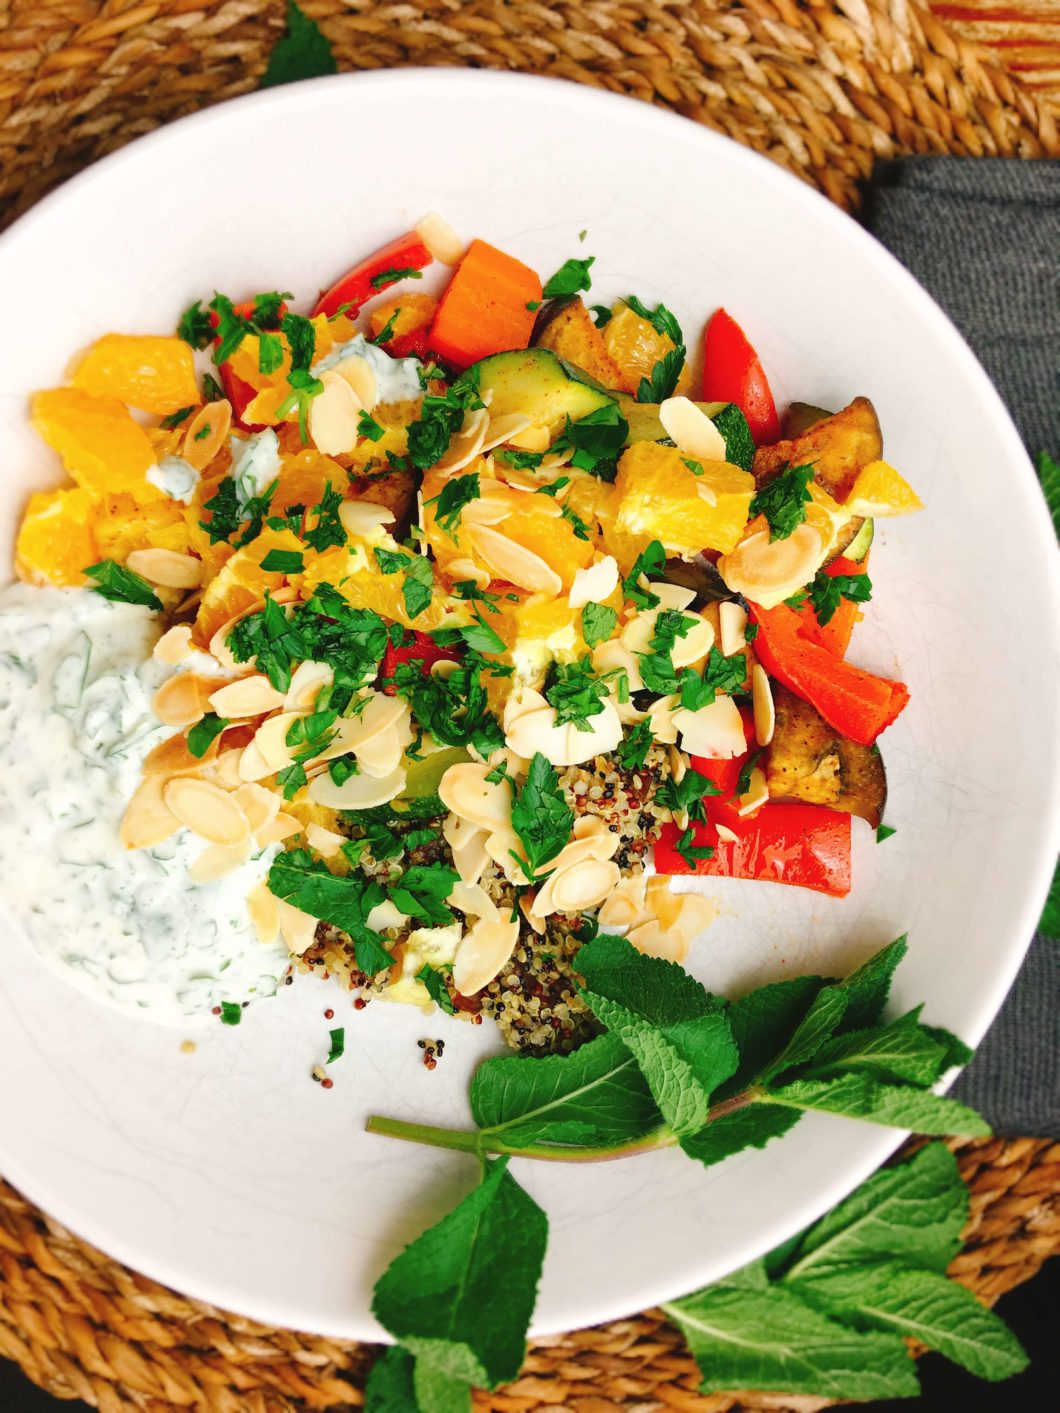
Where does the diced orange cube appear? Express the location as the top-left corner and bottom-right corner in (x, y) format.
(15, 488), (97, 586)
(71, 334), (200, 415)
(32, 387), (159, 498)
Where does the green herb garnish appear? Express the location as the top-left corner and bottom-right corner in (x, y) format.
(84, 560), (162, 611)
(751, 463), (815, 542)
(542, 256), (595, 300)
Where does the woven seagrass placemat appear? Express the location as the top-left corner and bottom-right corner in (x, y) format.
(1, 3), (1058, 1408)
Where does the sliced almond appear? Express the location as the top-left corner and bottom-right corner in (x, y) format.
(153, 624), (194, 665)
(207, 746), (246, 791)
(443, 812), (484, 852)
(434, 408), (489, 473)
(366, 898), (409, 933)
(252, 711), (308, 771)
(163, 777), (251, 846)
(751, 663), (775, 747)
(506, 424), (551, 453)
(628, 918), (690, 965)
(306, 822), (347, 858)
(483, 829), (531, 886)
(256, 811), (301, 845)
(152, 673), (212, 728)
(307, 764), (406, 810)
(339, 499), (395, 538)
(598, 873), (649, 930)
(536, 858), (620, 917)
(309, 370), (361, 455)
(568, 555), (619, 610)
(438, 762), (513, 831)
(143, 731), (216, 777)
(593, 638), (644, 693)
(452, 918), (520, 997)
(716, 822), (740, 844)
(452, 831), (490, 886)
(672, 892), (718, 938)
(276, 898), (319, 956)
(450, 880), (499, 922)
(120, 775), (180, 850)
(653, 583), (699, 611)
(718, 522), (827, 610)
(209, 674), (286, 718)
(718, 600), (748, 657)
(127, 547), (204, 590)
(333, 354), (376, 411)
(672, 695), (746, 759)
(481, 413), (532, 452)
(621, 608), (713, 669)
(209, 613), (247, 673)
(646, 694), (680, 745)
(660, 397), (728, 462)
(446, 557), (491, 590)
(355, 726), (405, 779)
(188, 839), (251, 884)
(285, 660), (334, 711)
(695, 480), (719, 507)
(468, 525), (562, 594)
(246, 881), (280, 945)
(737, 765), (770, 817)
(237, 739), (274, 783)
(461, 494), (512, 527)
(232, 783), (280, 835)
(182, 399), (233, 471)
(416, 211), (466, 265)
(520, 894), (547, 935)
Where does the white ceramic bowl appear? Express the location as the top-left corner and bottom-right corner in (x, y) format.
(0, 71), (1057, 1341)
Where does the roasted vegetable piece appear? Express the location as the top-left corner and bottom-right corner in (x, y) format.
(783, 401), (832, 438)
(765, 684), (887, 827)
(533, 298), (626, 389)
(472, 347), (613, 436)
(428, 239), (541, 368)
(347, 468), (416, 537)
(702, 309), (781, 445)
(655, 804), (852, 897)
(662, 555), (738, 605)
(753, 397), (883, 504)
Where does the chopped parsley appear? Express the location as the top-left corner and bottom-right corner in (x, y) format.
(616, 719), (654, 771)
(260, 548), (305, 574)
(678, 647), (748, 711)
(550, 403), (628, 481)
(636, 344), (686, 403)
(219, 1001), (242, 1026)
(560, 504), (592, 540)
(302, 484), (347, 554)
(622, 539), (666, 610)
(734, 748), (764, 800)
(202, 371), (225, 403)
(456, 611), (506, 655)
(542, 256), (595, 300)
(84, 560), (162, 611)
(674, 825), (715, 869)
(545, 656), (612, 731)
(228, 586), (388, 696)
(590, 304), (613, 327)
(326, 1027), (346, 1062)
(657, 768), (722, 822)
(623, 295), (684, 346)
(510, 753), (574, 877)
(809, 567), (873, 625)
(407, 381), (483, 471)
(876, 824), (897, 844)
(451, 580), (501, 614)
(200, 477), (276, 547)
(637, 609), (696, 695)
(391, 651), (505, 758)
(389, 864), (460, 926)
(161, 405), (195, 430)
(750, 463), (815, 542)
(187, 713), (230, 759)
(496, 448), (546, 471)
(417, 964), (456, 1014)
(425, 471), (480, 538)
(369, 309), (401, 346)
(274, 312), (322, 441)
(581, 602), (617, 648)
(374, 548), (435, 620)
(177, 300), (213, 350)
(358, 411), (385, 442)
(370, 266), (424, 290)
(683, 458), (704, 476)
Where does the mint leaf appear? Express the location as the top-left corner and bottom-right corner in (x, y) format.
(267, 851), (393, 975)
(680, 1106), (801, 1169)
(372, 1157), (547, 1389)
(760, 985), (849, 1082)
(765, 1074), (990, 1137)
(1038, 449), (1060, 537)
(260, 1), (337, 88)
(800, 1006), (949, 1087)
(412, 1362), (471, 1413)
(661, 1282), (917, 1399)
(365, 1346), (417, 1412)
(714, 975), (826, 1098)
(577, 934), (738, 1137)
(470, 1032), (662, 1150)
(1039, 857), (1060, 939)
(510, 753), (573, 877)
(831, 935), (908, 1031)
(919, 1024), (974, 1071)
(792, 1261), (1027, 1382)
(581, 602), (617, 648)
(782, 1142), (966, 1280)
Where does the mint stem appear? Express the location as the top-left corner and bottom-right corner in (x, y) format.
(366, 1087), (761, 1163)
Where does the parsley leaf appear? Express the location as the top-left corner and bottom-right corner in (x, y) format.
(161, 404), (195, 430)
(369, 309), (401, 346)
(457, 610), (505, 655)
(623, 295), (684, 346)
(418, 964), (456, 1015)
(1038, 858), (1059, 939)
(560, 503), (592, 540)
(674, 825), (715, 868)
(259, 548), (305, 574)
(358, 410), (385, 442)
(326, 1027), (345, 1062)
(390, 865), (460, 926)
(657, 767), (722, 821)
(616, 719), (654, 770)
(177, 300), (213, 350)
(426, 471), (480, 538)
(370, 266), (424, 290)
(401, 556), (434, 620)
(751, 464), (815, 541)
(545, 656), (611, 730)
(734, 748), (764, 800)
(876, 823), (897, 843)
(199, 476), (276, 547)
(621, 539), (666, 610)
(302, 484), (347, 553)
(636, 345), (686, 403)
(581, 602), (617, 648)
(220, 1001), (242, 1026)
(809, 568), (873, 625)
(407, 382), (482, 471)
(510, 753), (574, 878)
(268, 850), (393, 975)
(84, 559), (162, 611)
(496, 448), (545, 471)
(542, 256), (595, 299)
(260, 0), (338, 89)
(590, 304), (612, 327)
(550, 403), (628, 480)
(679, 647), (748, 711)
(187, 713), (230, 759)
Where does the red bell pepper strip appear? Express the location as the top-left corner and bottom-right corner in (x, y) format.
(427, 240), (542, 369)
(655, 803), (851, 897)
(702, 309), (781, 446)
(750, 603), (908, 746)
(313, 232), (433, 320)
(379, 631), (461, 696)
(795, 555), (869, 659)
(688, 707), (756, 799)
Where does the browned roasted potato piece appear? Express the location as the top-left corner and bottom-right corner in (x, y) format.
(347, 468), (416, 536)
(754, 397), (882, 503)
(765, 685), (887, 827)
(534, 298), (626, 390)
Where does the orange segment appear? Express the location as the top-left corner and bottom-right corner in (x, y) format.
(367, 293), (437, 339)
(32, 388), (160, 499)
(502, 498), (594, 589)
(603, 442), (755, 570)
(15, 488), (96, 586)
(196, 527), (307, 641)
(301, 545), (451, 632)
(843, 460), (923, 517)
(270, 451), (347, 515)
(492, 595), (585, 688)
(89, 494), (191, 564)
(603, 304), (693, 397)
(71, 334), (200, 415)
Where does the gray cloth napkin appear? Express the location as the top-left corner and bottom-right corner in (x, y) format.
(861, 158), (1059, 1136)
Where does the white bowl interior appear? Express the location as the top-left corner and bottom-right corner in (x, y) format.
(0, 71), (1057, 1340)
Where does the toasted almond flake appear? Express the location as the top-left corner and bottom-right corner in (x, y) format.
(152, 673), (211, 728)
(246, 882), (280, 945)
(536, 858), (620, 917)
(188, 839), (251, 884)
(333, 354), (376, 410)
(438, 762), (513, 831)
(446, 557), (490, 590)
(592, 638), (644, 693)
(209, 613), (246, 673)
(598, 874), (649, 930)
(237, 739), (273, 783)
(672, 695), (746, 759)
(450, 880), (499, 922)
(120, 775), (180, 850)
(483, 829), (531, 886)
(153, 624), (194, 665)
(718, 600), (748, 656)
(452, 917), (520, 997)
(142, 732), (212, 777)
(646, 694), (680, 745)
(354, 725), (404, 779)
(206, 747), (246, 792)
(163, 777), (251, 846)
(182, 399), (232, 471)
(716, 822), (739, 844)
(653, 583), (699, 611)
(672, 892), (718, 938)
(209, 674), (286, 718)
(309, 370), (361, 455)
(306, 822), (347, 858)
(232, 782), (280, 835)
(568, 555), (619, 610)
(621, 608), (713, 669)
(660, 396), (728, 462)
(256, 811), (301, 845)
(339, 499), (395, 538)
(285, 660), (334, 711)
(308, 764), (406, 810)
(252, 711), (307, 771)
(461, 496), (511, 527)
(443, 812), (483, 852)
(366, 898), (409, 933)
(416, 211), (466, 265)
(627, 918), (690, 964)
(752, 663), (775, 746)
(276, 898), (319, 956)
(668, 745), (687, 783)
(127, 547), (204, 589)
(452, 831), (490, 886)
(468, 525), (562, 594)
(519, 895), (547, 935)
(718, 522), (827, 610)
(434, 408), (489, 473)
(481, 413), (532, 452)
(737, 765), (770, 816)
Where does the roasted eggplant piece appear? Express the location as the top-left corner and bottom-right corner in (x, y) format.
(764, 684), (887, 827)
(783, 402), (832, 438)
(663, 554), (739, 605)
(532, 297), (627, 390)
(754, 397), (882, 503)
